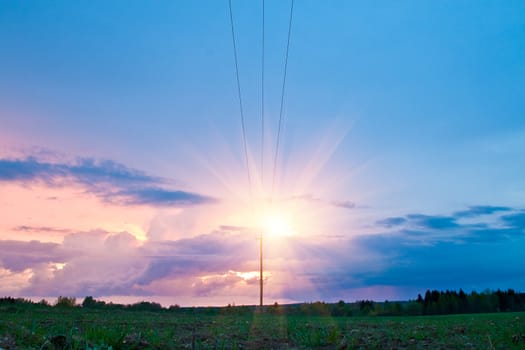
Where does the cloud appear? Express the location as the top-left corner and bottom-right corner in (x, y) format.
(0, 157), (49, 181)
(136, 231), (255, 285)
(14, 226), (72, 234)
(0, 240), (67, 272)
(112, 187), (214, 206)
(376, 206), (519, 232)
(331, 200), (356, 209)
(192, 271), (246, 297)
(2, 205), (524, 303)
(376, 217), (406, 227)
(259, 205), (525, 301)
(353, 206), (525, 293)
(374, 207), (525, 243)
(0, 228), (257, 298)
(501, 212), (525, 228)
(1, 227), (331, 300)
(288, 194), (358, 210)
(0, 230), (257, 297)
(219, 225), (249, 232)
(406, 214), (458, 230)
(0, 157), (156, 184)
(14, 230), (149, 297)
(460, 227), (525, 243)
(0, 156), (215, 207)
(453, 205), (512, 218)
(353, 234), (525, 290)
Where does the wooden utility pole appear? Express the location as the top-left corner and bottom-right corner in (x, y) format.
(259, 234), (263, 308)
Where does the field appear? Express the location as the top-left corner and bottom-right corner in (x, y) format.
(1, 307), (524, 349)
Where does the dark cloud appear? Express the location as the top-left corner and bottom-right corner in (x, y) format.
(376, 207), (521, 232)
(113, 187), (215, 206)
(376, 217), (406, 228)
(460, 227), (525, 243)
(0, 157), (156, 184)
(385, 214), (452, 232)
(68, 158), (159, 185)
(353, 237), (525, 290)
(0, 157), (54, 181)
(373, 207), (525, 246)
(501, 212), (525, 229)
(346, 206), (525, 295)
(406, 214), (458, 230)
(0, 156), (214, 207)
(453, 205), (512, 218)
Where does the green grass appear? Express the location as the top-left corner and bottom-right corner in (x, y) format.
(1, 308), (524, 349)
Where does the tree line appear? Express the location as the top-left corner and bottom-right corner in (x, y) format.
(417, 289), (525, 315)
(1, 289), (524, 316)
(278, 289), (525, 316)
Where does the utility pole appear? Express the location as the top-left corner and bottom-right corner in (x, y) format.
(259, 233), (263, 308)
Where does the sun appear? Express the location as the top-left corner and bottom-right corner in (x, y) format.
(261, 212), (296, 237)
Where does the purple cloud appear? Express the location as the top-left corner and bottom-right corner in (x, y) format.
(3, 205), (524, 303)
(136, 231), (255, 285)
(0, 240), (66, 272)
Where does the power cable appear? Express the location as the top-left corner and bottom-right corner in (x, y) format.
(261, 0), (265, 188)
(228, 0), (253, 201)
(271, 0), (295, 198)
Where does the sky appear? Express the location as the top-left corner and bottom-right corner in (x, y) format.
(1, 0), (524, 306)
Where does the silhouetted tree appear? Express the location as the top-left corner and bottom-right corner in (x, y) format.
(55, 296), (76, 308)
(82, 296), (106, 308)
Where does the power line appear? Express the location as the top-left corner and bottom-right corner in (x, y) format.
(228, 0), (253, 201)
(261, 0), (265, 187)
(272, 0), (295, 197)
(228, 0), (295, 310)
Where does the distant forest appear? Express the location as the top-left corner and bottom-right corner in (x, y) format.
(1, 289), (525, 317)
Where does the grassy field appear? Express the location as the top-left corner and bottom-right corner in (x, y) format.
(1, 307), (524, 349)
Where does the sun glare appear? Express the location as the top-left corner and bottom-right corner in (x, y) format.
(262, 212), (295, 237)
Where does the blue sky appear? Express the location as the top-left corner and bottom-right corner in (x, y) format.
(0, 1), (524, 306)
